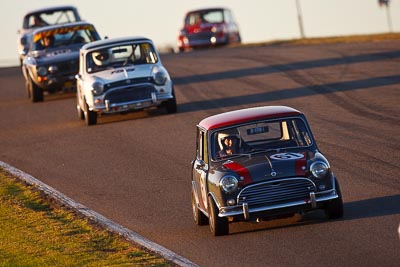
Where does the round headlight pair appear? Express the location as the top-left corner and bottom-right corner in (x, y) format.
(92, 81), (104, 96)
(310, 161), (329, 179)
(153, 66), (168, 85)
(37, 66), (48, 77)
(220, 175), (238, 194)
(37, 65), (58, 77)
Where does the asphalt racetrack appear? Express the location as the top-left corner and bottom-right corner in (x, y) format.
(1, 40), (399, 266)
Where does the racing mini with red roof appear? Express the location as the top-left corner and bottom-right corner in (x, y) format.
(191, 106), (343, 236)
(177, 7), (241, 52)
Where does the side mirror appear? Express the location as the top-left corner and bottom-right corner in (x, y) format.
(20, 37), (27, 45)
(21, 48), (28, 57)
(195, 160), (206, 170)
(75, 74), (82, 80)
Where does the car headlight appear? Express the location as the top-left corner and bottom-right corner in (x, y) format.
(48, 65), (58, 74)
(153, 66), (168, 85)
(310, 161), (329, 179)
(92, 81), (104, 96)
(37, 66), (47, 76)
(220, 175), (238, 194)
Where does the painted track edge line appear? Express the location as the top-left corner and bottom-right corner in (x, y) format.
(0, 161), (198, 267)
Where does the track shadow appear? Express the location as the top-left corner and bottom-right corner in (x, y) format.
(177, 74), (400, 113)
(174, 50), (400, 85)
(341, 194), (400, 220)
(93, 107), (169, 125)
(229, 194), (400, 235)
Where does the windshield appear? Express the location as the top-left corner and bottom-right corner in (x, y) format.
(86, 42), (158, 73)
(211, 118), (313, 160)
(24, 9), (79, 29)
(185, 10), (224, 25)
(32, 24), (99, 51)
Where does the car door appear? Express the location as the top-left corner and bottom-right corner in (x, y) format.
(192, 128), (209, 211)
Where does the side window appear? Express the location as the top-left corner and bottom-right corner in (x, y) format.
(196, 129), (208, 163)
(224, 10), (231, 23)
(203, 131), (208, 164)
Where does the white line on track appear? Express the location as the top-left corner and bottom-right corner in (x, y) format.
(0, 161), (198, 267)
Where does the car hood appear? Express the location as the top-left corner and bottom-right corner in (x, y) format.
(33, 48), (79, 64)
(215, 150), (320, 185)
(91, 65), (153, 83)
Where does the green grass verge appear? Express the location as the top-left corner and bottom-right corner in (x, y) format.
(0, 168), (171, 267)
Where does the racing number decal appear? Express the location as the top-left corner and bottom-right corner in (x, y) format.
(270, 152), (304, 160)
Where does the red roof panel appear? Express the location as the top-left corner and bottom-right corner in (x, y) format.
(199, 106), (302, 130)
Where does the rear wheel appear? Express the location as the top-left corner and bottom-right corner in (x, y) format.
(192, 188), (208, 226)
(325, 178), (344, 219)
(208, 196), (229, 236)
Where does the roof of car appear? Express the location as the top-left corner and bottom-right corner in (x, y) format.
(187, 7), (228, 13)
(24, 5), (79, 17)
(198, 106), (303, 130)
(81, 36), (153, 51)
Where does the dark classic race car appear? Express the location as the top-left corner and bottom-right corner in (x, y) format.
(17, 5), (82, 66)
(22, 22), (101, 102)
(76, 36), (177, 126)
(191, 106), (344, 236)
(177, 7), (241, 52)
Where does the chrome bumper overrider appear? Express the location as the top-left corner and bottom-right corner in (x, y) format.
(219, 189), (339, 220)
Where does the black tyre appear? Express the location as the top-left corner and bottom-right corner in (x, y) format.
(76, 96), (85, 120)
(191, 189), (208, 226)
(325, 178), (344, 219)
(84, 100), (97, 126)
(165, 88), (177, 114)
(28, 76), (43, 102)
(208, 196), (229, 236)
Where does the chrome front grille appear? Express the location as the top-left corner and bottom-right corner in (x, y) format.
(104, 85), (156, 104)
(105, 77), (153, 92)
(188, 32), (212, 42)
(237, 178), (316, 207)
(57, 60), (79, 75)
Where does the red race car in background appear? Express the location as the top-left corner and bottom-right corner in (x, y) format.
(177, 7), (241, 52)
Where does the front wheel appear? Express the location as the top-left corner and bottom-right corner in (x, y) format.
(84, 100), (97, 126)
(27, 76), (43, 102)
(208, 196), (229, 236)
(325, 178), (344, 219)
(76, 95), (85, 120)
(165, 88), (177, 114)
(192, 189), (208, 226)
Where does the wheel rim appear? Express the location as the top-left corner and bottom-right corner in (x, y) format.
(208, 201), (215, 233)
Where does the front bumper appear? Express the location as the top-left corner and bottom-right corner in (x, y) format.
(37, 74), (77, 92)
(178, 34), (228, 50)
(90, 83), (174, 114)
(218, 177), (339, 220)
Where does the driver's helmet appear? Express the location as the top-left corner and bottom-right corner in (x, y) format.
(40, 35), (54, 48)
(217, 128), (240, 151)
(92, 49), (110, 66)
